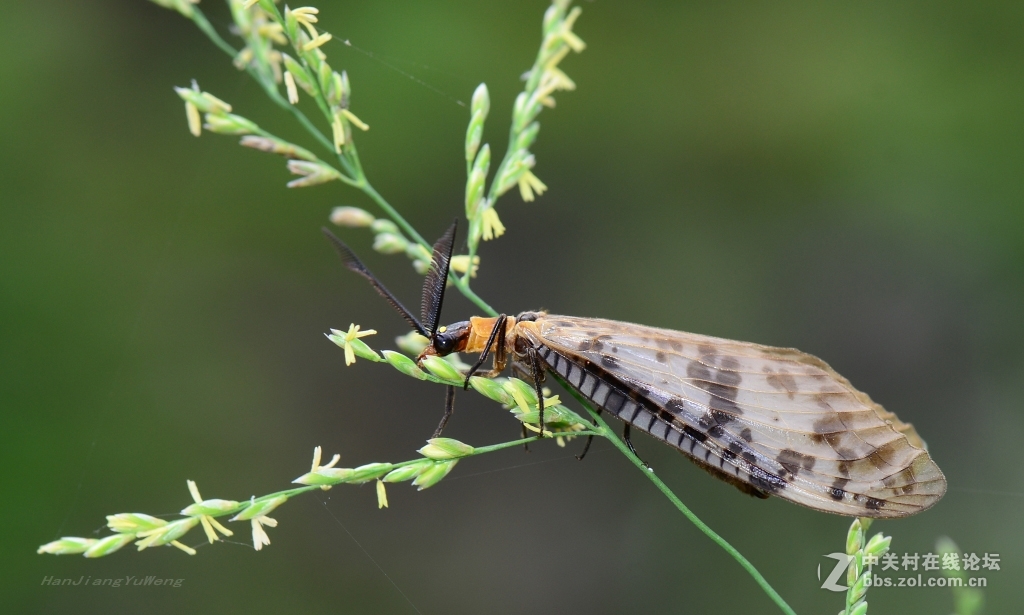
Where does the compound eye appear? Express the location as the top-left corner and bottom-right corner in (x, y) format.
(433, 334), (455, 355)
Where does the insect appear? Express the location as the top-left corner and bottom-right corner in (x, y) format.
(324, 221), (946, 518)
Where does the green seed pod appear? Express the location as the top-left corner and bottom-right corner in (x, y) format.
(203, 113), (259, 135)
(465, 120), (483, 164)
(383, 459), (433, 483)
(317, 60), (332, 96)
(283, 6), (301, 43)
(282, 54), (317, 95)
(470, 376), (513, 405)
(418, 437), (474, 460)
(173, 86), (232, 114)
(383, 350), (429, 380)
(326, 71), (345, 106)
(299, 467), (355, 485)
(286, 160), (342, 188)
(37, 537), (96, 555)
(504, 378), (539, 407)
(145, 517), (199, 547)
(373, 232), (409, 254)
(849, 572), (869, 604)
(515, 121), (540, 151)
(370, 219), (400, 234)
(346, 337), (382, 362)
(412, 460), (458, 490)
(330, 206), (375, 227)
(231, 495), (288, 522)
(84, 534), (135, 559)
(543, 3), (566, 35)
(471, 83), (490, 120)
(846, 519), (865, 555)
(340, 70), (351, 108)
(346, 462), (395, 484)
(239, 135), (317, 161)
(107, 513), (168, 534)
(864, 533), (891, 556)
(181, 499), (240, 517)
(420, 355), (463, 383)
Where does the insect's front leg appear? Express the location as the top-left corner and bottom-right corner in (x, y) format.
(431, 385), (456, 438)
(576, 407), (601, 461)
(463, 314), (507, 389)
(485, 317), (508, 377)
(527, 347), (546, 439)
(622, 423), (650, 469)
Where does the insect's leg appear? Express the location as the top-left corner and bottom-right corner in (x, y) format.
(509, 358), (534, 447)
(622, 423), (650, 469)
(576, 408), (601, 461)
(528, 348), (546, 439)
(462, 314), (507, 389)
(485, 316), (508, 377)
(432, 385), (456, 439)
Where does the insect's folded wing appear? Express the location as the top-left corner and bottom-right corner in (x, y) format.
(537, 316), (947, 518)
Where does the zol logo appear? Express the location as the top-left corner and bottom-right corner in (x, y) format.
(818, 553), (853, 592)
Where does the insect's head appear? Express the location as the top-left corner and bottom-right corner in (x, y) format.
(418, 321), (471, 359)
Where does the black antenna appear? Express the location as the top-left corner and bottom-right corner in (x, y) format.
(420, 220), (457, 338)
(321, 228), (428, 337)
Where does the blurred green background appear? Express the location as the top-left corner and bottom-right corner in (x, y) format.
(3, 0), (1022, 613)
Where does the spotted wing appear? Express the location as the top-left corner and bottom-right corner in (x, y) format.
(532, 315), (946, 518)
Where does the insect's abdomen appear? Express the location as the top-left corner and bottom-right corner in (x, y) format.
(535, 342), (787, 498)
(536, 344), (689, 448)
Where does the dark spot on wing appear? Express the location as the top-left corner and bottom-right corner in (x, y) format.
(611, 346), (619, 354)
(601, 355), (619, 369)
(687, 360), (711, 381)
(813, 415), (846, 435)
(666, 398), (687, 415)
(683, 425), (707, 443)
(765, 368), (798, 400)
(742, 450), (757, 464)
(740, 428), (753, 442)
(837, 461), (850, 477)
(708, 425), (724, 438)
(835, 447), (857, 461)
(828, 477), (849, 501)
(670, 340), (683, 352)
(656, 351), (667, 363)
(698, 344), (716, 356)
(865, 497), (884, 511)
(749, 466), (786, 493)
(883, 467), (916, 493)
(728, 441), (743, 454)
(688, 355), (744, 417)
(710, 409), (735, 425)
(864, 450), (890, 471)
(708, 391), (742, 415)
(777, 449), (816, 478)
(718, 355), (742, 375)
(577, 339), (593, 351)
(814, 390), (849, 409)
